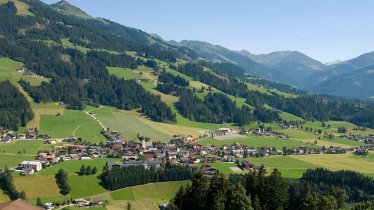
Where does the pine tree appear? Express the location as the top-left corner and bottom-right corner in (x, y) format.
(226, 182), (253, 210)
(92, 167), (97, 174)
(265, 168), (288, 210)
(86, 165), (92, 175)
(79, 165), (86, 176)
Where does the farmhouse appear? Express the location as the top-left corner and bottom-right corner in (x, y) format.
(240, 160), (262, 171)
(21, 161), (42, 172)
(22, 168), (35, 176)
(26, 129), (37, 139)
(0, 135), (13, 143)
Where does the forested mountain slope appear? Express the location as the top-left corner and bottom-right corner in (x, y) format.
(0, 0), (373, 130)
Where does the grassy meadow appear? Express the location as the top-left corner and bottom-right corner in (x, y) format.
(0, 140), (53, 155)
(247, 156), (319, 178)
(39, 109), (106, 143)
(207, 153), (374, 179)
(0, 154), (33, 168)
(94, 107), (203, 141)
(0, 57), (49, 86)
(91, 181), (190, 210)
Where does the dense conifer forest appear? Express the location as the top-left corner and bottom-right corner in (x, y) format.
(168, 168), (374, 210)
(0, 1), (176, 122)
(0, 0), (373, 128)
(101, 163), (193, 190)
(0, 81), (34, 130)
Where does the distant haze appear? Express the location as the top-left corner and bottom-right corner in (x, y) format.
(42, 0), (374, 63)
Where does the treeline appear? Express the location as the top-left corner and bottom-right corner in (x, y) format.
(174, 63), (249, 98)
(177, 91), (252, 126)
(169, 168), (374, 210)
(101, 164), (193, 190)
(300, 168), (374, 202)
(79, 164), (97, 176)
(158, 71), (189, 87)
(199, 61), (246, 77)
(245, 77), (306, 95)
(0, 167), (26, 200)
(0, 80), (34, 130)
(168, 173), (252, 210)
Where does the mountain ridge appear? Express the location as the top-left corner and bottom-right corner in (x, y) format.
(51, 0), (92, 19)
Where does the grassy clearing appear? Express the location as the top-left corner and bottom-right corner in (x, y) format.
(95, 107), (203, 141)
(246, 156), (319, 178)
(0, 154), (33, 168)
(131, 181), (188, 204)
(276, 127), (367, 148)
(105, 181), (189, 203)
(39, 109), (105, 142)
(208, 162), (240, 175)
(327, 120), (374, 135)
(68, 174), (107, 199)
(0, 140), (53, 155)
(279, 112), (303, 121)
(110, 188), (135, 201)
(87, 181), (190, 210)
(107, 200), (158, 210)
(15, 175), (60, 200)
(291, 153), (374, 176)
(61, 38), (90, 54)
(107, 67), (142, 80)
(27, 108), (64, 129)
(0, 57), (48, 86)
(14, 174), (106, 202)
(199, 136), (309, 149)
(352, 153), (374, 162)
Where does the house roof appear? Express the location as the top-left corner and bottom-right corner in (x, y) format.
(0, 199), (44, 210)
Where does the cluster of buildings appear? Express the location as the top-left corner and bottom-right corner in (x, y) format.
(17, 66), (43, 78)
(249, 127), (289, 139)
(340, 134), (374, 144)
(102, 130), (125, 142)
(207, 127), (289, 140)
(0, 128), (45, 144)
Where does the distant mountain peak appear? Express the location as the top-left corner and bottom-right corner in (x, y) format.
(51, 0), (92, 19)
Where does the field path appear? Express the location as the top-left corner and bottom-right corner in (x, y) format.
(72, 121), (98, 137)
(83, 106), (106, 129)
(71, 106), (106, 137)
(0, 152), (35, 157)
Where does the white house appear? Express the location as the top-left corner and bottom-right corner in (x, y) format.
(21, 161), (42, 172)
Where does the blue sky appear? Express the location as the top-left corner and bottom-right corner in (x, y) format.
(41, 0), (374, 63)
